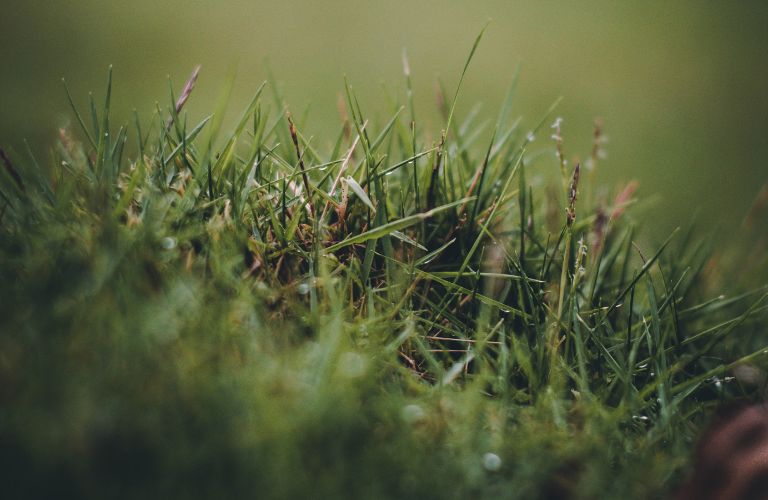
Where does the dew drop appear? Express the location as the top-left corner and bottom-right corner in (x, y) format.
(401, 404), (425, 424)
(161, 237), (177, 250)
(482, 452), (502, 472)
(338, 352), (367, 378)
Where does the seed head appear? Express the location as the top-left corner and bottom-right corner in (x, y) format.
(566, 162), (580, 227)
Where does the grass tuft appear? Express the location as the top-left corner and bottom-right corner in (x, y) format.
(1, 36), (767, 498)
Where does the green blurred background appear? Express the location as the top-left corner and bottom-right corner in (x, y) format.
(1, 1), (766, 236)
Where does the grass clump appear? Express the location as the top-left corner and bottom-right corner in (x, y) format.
(1, 37), (767, 499)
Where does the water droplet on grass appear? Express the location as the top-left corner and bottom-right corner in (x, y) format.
(401, 404), (425, 423)
(338, 352), (367, 378)
(482, 452), (502, 472)
(161, 237), (177, 250)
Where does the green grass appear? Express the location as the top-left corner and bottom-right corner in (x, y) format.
(1, 37), (767, 499)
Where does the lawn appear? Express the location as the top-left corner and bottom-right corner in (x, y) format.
(1, 32), (767, 499)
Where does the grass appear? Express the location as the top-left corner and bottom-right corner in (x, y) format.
(1, 34), (767, 499)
